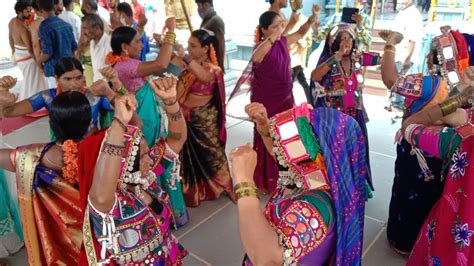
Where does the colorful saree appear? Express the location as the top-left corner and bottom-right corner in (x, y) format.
(178, 64), (231, 207)
(405, 109), (473, 266)
(0, 169), (23, 257)
(244, 105), (368, 265)
(77, 127), (187, 265)
(111, 56), (167, 147)
(387, 74), (448, 253)
(11, 143), (82, 264)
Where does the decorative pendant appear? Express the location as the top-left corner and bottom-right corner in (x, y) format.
(347, 79), (353, 86)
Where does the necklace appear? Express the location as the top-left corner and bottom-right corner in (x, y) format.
(338, 58), (354, 86)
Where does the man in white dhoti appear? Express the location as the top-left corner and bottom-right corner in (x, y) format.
(9, 1), (48, 101)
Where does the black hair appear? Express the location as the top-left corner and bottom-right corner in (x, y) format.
(83, 0), (98, 11)
(195, 0), (213, 5)
(63, 0), (73, 8)
(53, 0), (60, 5)
(49, 91), (92, 143)
(330, 31), (356, 56)
(54, 57), (84, 78)
(111, 26), (137, 55)
(82, 13), (104, 31)
(117, 2), (133, 17)
(36, 0), (54, 12)
(267, 0), (276, 4)
(32, 1), (38, 10)
(14, 1), (32, 13)
(191, 29), (220, 59)
(259, 10), (279, 30)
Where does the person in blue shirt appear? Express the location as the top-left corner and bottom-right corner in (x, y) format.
(0, 57), (141, 133)
(36, 0), (77, 84)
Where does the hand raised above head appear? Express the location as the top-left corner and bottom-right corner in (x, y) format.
(165, 17), (176, 32)
(150, 75), (178, 105)
(229, 143), (257, 184)
(88, 79), (111, 97)
(114, 94), (137, 124)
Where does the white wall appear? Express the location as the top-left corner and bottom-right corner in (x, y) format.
(0, 1), (18, 60)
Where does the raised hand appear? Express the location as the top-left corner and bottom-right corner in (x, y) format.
(153, 33), (162, 45)
(352, 13), (363, 28)
(99, 66), (121, 89)
(0, 91), (18, 108)
(245, 103), (269, 128)
(114, 94), (137, 124)
(310, 4), (321, 23)
(165, 17), (176, 32)
(88, 79), (112, 97)
(150, 75), (178, 105)
(229, 143), (257, 184)
(0, 76), (17, 91)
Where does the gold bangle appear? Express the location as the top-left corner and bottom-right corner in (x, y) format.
(236, 190), (259, 201)
(268, 37), (274, 45)
(233, 182), (257, 191)
(117, 86), (128, 96)
(234, 186), (258, 194)
(439, 97), (459, 116)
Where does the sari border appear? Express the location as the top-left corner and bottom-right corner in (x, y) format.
(14, 144), (45, 265)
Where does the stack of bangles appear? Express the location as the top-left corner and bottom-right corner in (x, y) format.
(384, 44), (396, 54)
(234, 182), (259, 201)
(439, 95), (465, 116)
(163, 31), (177, 46)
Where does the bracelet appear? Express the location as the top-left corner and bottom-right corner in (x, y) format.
(326, 55), (339, 67)
(183, 54), (192, 65)
(117, 86), (128, 96)
(384, 44), (396, 53)
(112, 117), (128, 131)
(163, 31), (177, 46)
(307, 16), (315, 24)
(101, 142), (125, 157)
(438, 97), (460, 116)
(233, 182), (257, 192)
(236, 189), (259, 201)
(166, 106), (183, 121)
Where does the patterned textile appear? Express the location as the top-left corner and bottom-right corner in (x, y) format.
(0, 170), (23, 257)
(77, 128), (187, 265)
(387, 139), (444, 253)
(39, 16), (77, 77)
(406, 110), (473, 265)
(113, 57), (147, 93)
(13, 143), (83, 264)
(180, 102), (232, 207)
(312, 107), (368, 265)
(27, 88), (111, 132)
(312, 14), (372, 51)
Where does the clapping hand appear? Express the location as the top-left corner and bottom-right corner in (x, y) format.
(150, 75), (178, 105)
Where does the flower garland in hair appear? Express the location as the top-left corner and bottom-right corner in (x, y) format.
(254, 26), (263, 45)
(209, 44), (219, 66)
(62, 140), (78, 185)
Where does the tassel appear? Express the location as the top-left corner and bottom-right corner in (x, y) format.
(411, 147), (434, 181)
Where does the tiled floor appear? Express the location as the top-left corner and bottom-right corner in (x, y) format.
(1, 78), (408, 265)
